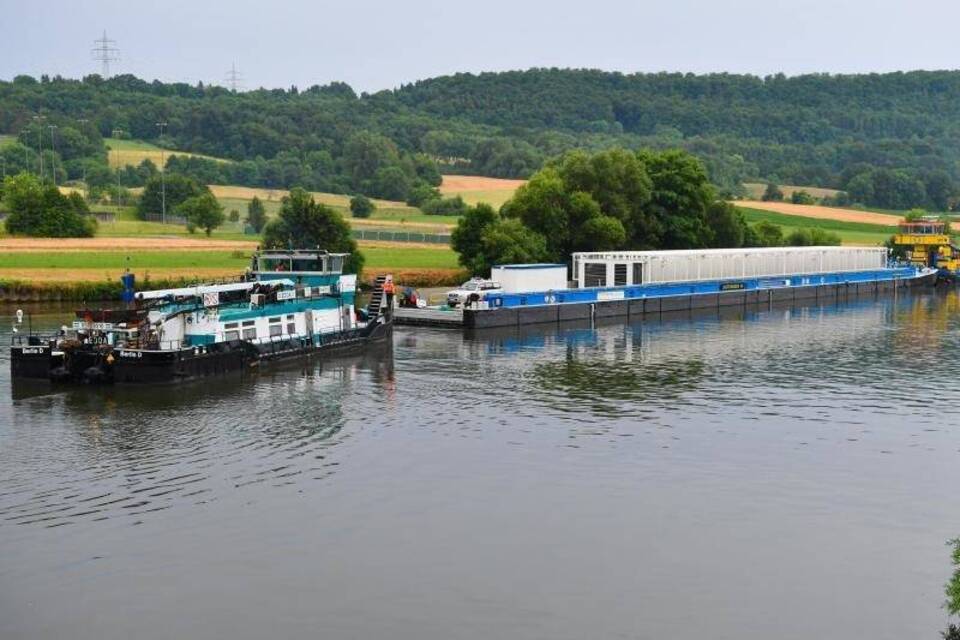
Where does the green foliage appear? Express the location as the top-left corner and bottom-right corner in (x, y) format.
(245, 196), (267, 233)
(753, 220), (785, 247)
(421, 195), (468, 216)
(904, 208), (927, 222)
(2, 172), (96, 237)
(784, 227), (841, 246)
(451, 203), (499, 275)
(349, 194), (375, 218)
(762, 183), (784, 202)
(262, 187), (363, 274)
(228, 209), (240, 223)
(406, 184), (441, 207)
(177, 192), (225, 236)
(480, 219), (549, 269)
(843, 167), (953, 211)
(706, 201), (748, 248)
(946, 538), (960, 617)
(137, 173), (209, 218)
(790, 190), (816, 205)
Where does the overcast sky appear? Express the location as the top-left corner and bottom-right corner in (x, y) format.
(4, 0), (960, 92)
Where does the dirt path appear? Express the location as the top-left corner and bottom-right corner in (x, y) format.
(738, 200), (902, 226)
(0, 237), (259, 252)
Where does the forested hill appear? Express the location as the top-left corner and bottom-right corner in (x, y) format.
(3, 68), (960, 205)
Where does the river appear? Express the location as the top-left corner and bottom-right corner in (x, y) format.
(1, 292), (959, 639)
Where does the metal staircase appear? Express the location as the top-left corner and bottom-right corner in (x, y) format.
(367, 275), (387, 316)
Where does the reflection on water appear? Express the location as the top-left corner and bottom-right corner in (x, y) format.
(1, 294), (960, 640)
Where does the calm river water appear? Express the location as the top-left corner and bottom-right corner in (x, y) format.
(2, 292), (960, 639)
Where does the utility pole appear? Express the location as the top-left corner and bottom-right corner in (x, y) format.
(112, 128), (123, 208)
(48, 125), (58, 187)
(156, 121), (167, 224)
(225, 62), (243, 92)
(32, 115), (43, 180)
(91, 31), (119, 78)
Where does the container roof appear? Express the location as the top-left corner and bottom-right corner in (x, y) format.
(573, 246), (885, 259)
(493, 263), (568, 269)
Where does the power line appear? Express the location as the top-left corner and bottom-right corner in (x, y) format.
(91, 30), (120, 78)
(225, 62), (243, 92)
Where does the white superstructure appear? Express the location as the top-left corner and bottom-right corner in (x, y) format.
(572, 246), (888, 288)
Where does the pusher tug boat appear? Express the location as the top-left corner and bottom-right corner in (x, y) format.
(10, 250), (394, 385)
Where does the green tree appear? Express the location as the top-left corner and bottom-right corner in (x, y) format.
(638, 149), (714, 249)
(406, 184), (441, 207)
(762, 183), (784, 202)
(705, 201), (747, 248)
(451, 203), (499, 275)
(753, 220), (784, 247)
(246, 196), (267, 233)
(262, 187), (363, 274)
(790, 190), (816, 205)
(178, 192), (225, 236)
(138, 173), (208, 218)
(350, 194), (375, 218)
(228, 209), (240, 223)
(371, 165), (412, 201)
(3, 172), (96, 237)
(480, 219), (549, 270)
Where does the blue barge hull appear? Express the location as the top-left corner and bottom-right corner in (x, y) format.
(464, 267), (934, 329)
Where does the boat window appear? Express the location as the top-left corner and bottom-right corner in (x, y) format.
(242, 327), (257, 340)
(614, 263), (627, 286)
(632, 263), (643, 285)
(225, 330), (240, 341)
(286, 314), (294, 320)
(224, 322), (239, 330)
(242, 320), (256, 327)
(270, 324), (283, 338)
(287, 320), (296, 335)
(269, 317), (281, 323)
(584, 263), (607, 287)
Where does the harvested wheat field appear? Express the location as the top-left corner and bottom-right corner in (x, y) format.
(0, 237), (258, 252)
(738, 201), (902, 226)
(0, 268), (240, 283)
(440, 175), (525, 207)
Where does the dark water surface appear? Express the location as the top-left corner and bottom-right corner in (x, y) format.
(2, 293), (960, 639)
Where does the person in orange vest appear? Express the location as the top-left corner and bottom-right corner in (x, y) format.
(382, 278), (395, 312)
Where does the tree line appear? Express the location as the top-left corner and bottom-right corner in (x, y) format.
(4, 69), (960, 208)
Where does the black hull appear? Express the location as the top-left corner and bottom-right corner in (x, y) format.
(11, 320), (392, 386)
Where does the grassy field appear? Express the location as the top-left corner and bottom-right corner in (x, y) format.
(105, 138), (228, 170)
(208, 184), (458, 230)
(742, 183), (842, 200)
(0, 134), (14, 147)
(738, 206), (895, 245)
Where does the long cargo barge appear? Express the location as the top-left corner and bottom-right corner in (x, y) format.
(460, 247), (935, 329)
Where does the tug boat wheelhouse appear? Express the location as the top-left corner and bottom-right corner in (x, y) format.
(10, 250), (394, 384)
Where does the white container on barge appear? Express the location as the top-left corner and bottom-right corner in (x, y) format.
(490, 263), (568, 293)
(572, 246), (888, 288)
